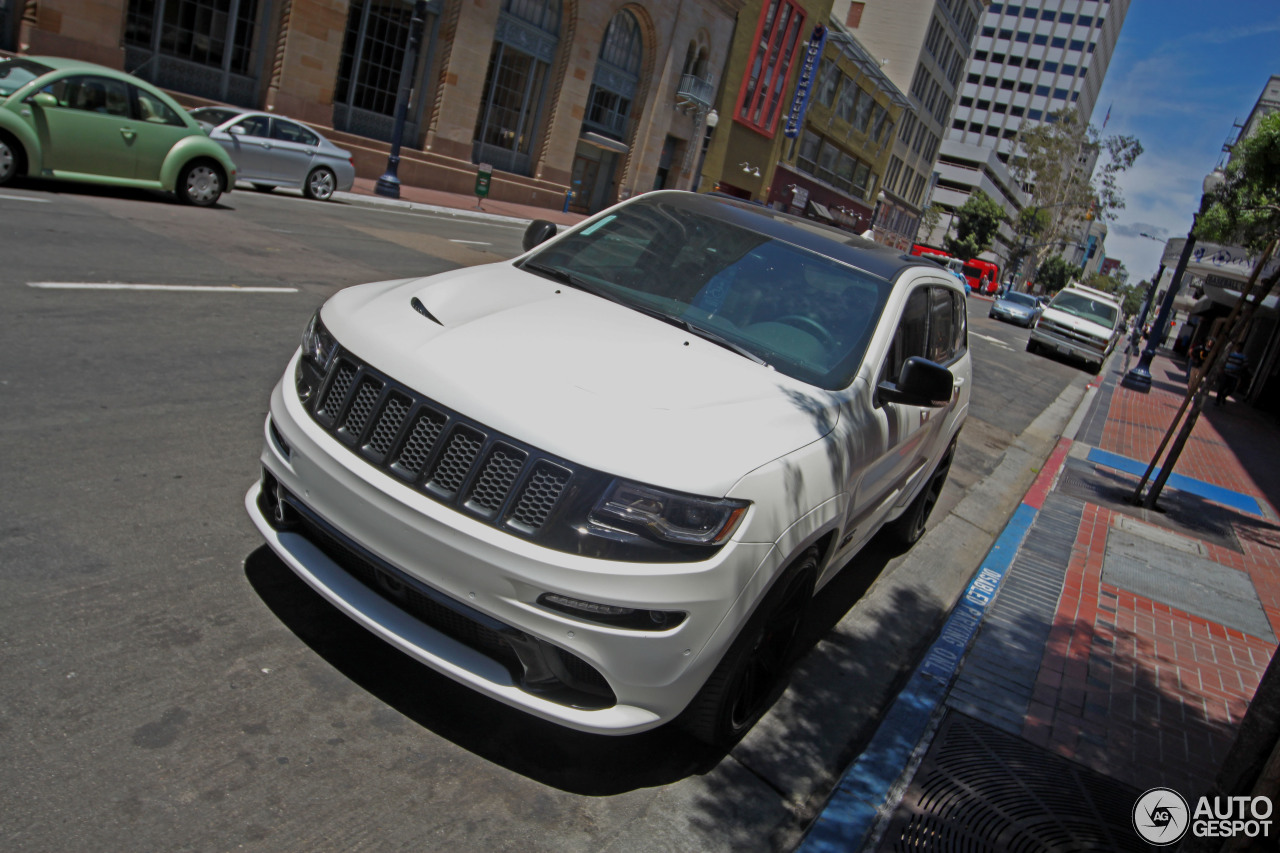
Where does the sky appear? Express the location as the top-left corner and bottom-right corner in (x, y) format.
(1091, 0), (1280, 283)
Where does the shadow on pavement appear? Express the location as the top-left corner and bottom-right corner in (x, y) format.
(6, 175), (230, 208)
(243, 545), (720, 795)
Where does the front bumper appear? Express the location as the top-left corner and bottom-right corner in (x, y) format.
(990, 306), (1035, 325)
(1029, 324), (1110, 362)
(247, 360), (775, 734)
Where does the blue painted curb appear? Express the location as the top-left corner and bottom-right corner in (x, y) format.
(797, 503), (1039, 853)
(1086, 447), (1263, 517)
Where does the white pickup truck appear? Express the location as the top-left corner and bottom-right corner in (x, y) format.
(1026, 284), (1123, 373)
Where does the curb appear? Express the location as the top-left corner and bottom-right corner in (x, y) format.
(331, 190), (535, 226)
(794, 368), (1101, 851)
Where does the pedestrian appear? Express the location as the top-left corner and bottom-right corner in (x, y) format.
(1215, 350), (1248, 407)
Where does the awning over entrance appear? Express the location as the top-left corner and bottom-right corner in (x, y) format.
(808, 201), (834, 221)
(579, 132), (630, 155)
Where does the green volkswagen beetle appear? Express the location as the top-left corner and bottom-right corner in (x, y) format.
(0, 56), (236, 206)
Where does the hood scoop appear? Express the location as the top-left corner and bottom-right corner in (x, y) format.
(411, 296), (443, 326)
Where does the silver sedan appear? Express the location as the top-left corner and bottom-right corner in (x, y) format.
(988, 291), (1043, 327)
(190, 107), (355, 201)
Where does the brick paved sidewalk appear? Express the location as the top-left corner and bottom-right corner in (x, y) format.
(342, 177), (589, 227)
(866, 349), (1280, 849)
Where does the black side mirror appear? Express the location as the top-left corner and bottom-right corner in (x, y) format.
(877, 356), (954, 407)
(523, 220), (558, 252)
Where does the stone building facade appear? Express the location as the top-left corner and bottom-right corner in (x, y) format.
(6, 0), (741, 212)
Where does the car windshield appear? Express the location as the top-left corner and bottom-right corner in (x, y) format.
(522, 197), (893, 389)
(0, 58), (53, 97)
(1004, 293), (1038, 307)
(1051, 292), (1118, 327)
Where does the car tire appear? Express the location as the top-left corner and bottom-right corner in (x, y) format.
(252, 184), (276, 193)
(304, 167), (337, 201)
(0, 131), (24, 186)
(176, 159), (224, 207)
(1026, 339), (1040, 355)
(887, 438), (956, 547)
(681, 549), (817, 748)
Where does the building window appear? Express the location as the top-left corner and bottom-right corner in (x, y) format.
(815, 59), (840, 106)
(736, 0), (805, 136)
(472, 0), (560, 174)
(582, 9), (642, 140)
(797, 129), (821, 174)
(124, 0), (265, 104)
(332, 0), (442, 140)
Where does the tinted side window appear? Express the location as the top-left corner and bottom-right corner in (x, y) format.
(928, 287), (956, 363)
(45, 75), (130, 117)
(132, 86), (183, 126)
(271, 119), (319, 146)
(883, 288), (930, 385)
(232, 116), (270, 137)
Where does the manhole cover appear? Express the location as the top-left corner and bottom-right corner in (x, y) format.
(880, 712), (1155, 852)
(1056, 460), (1242, 553)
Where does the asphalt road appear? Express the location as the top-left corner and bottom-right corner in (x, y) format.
(0, 182), (1088, 852)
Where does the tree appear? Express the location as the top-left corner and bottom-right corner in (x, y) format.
(1132, 110), (1280, 511)
(1007, 206), (1050, 283)
(1011, 108), (1142, 277)
(943, 189), (1004, 261)
(1120, 282), (1146, 317)
(1034, 255), (1075, 293)
(918, 203), (945, 246)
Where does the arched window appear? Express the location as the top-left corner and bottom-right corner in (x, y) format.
(583, 10), (641, 141)
(334, 0), (442, 143)
(473, 0), (561, 176)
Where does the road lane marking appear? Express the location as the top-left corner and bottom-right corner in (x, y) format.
(449, 239), (491, 245)
(971, 332), (1013, 349)
(28, 282), (298, 293)
(0, 193), (51, 203)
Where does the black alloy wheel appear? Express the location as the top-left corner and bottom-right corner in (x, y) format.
(888, 438), (956, 546)
(683, 550), (817, 748)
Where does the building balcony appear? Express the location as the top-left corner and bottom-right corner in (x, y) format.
(675, 74), (715, 111)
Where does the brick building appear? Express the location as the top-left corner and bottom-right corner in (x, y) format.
(5, 0), (741, 212)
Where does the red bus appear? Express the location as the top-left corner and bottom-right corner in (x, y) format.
(962, 259), (1000, 294)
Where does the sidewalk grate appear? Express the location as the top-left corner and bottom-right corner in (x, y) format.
(1056, 459), (1242, 552)
(879, 712), (1155, 852)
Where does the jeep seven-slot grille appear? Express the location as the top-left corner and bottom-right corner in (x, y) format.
(309, 350), (576, 537)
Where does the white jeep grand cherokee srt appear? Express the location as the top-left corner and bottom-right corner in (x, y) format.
(246, 191), (970, 747)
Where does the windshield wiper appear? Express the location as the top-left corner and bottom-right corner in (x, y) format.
(520, 261), (769, 367)
(519, 261), (603, 295)
(679, 321), (771, 367)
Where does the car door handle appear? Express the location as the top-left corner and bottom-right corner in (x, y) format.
(260, 142), (273, 149)
(120, 128), (136, 140)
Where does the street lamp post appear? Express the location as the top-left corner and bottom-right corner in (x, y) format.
(692, 109), (718, 193)
(1124, 232), (1169, 355)
(1121, 171), (1224, 391)
(867, 190), (887, 240)
(375, 0), (428, 199)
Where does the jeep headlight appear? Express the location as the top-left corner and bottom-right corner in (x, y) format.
(296, 310), (337, 403)
(590, 481), (748, 546)
(301, 310), (337, 369)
